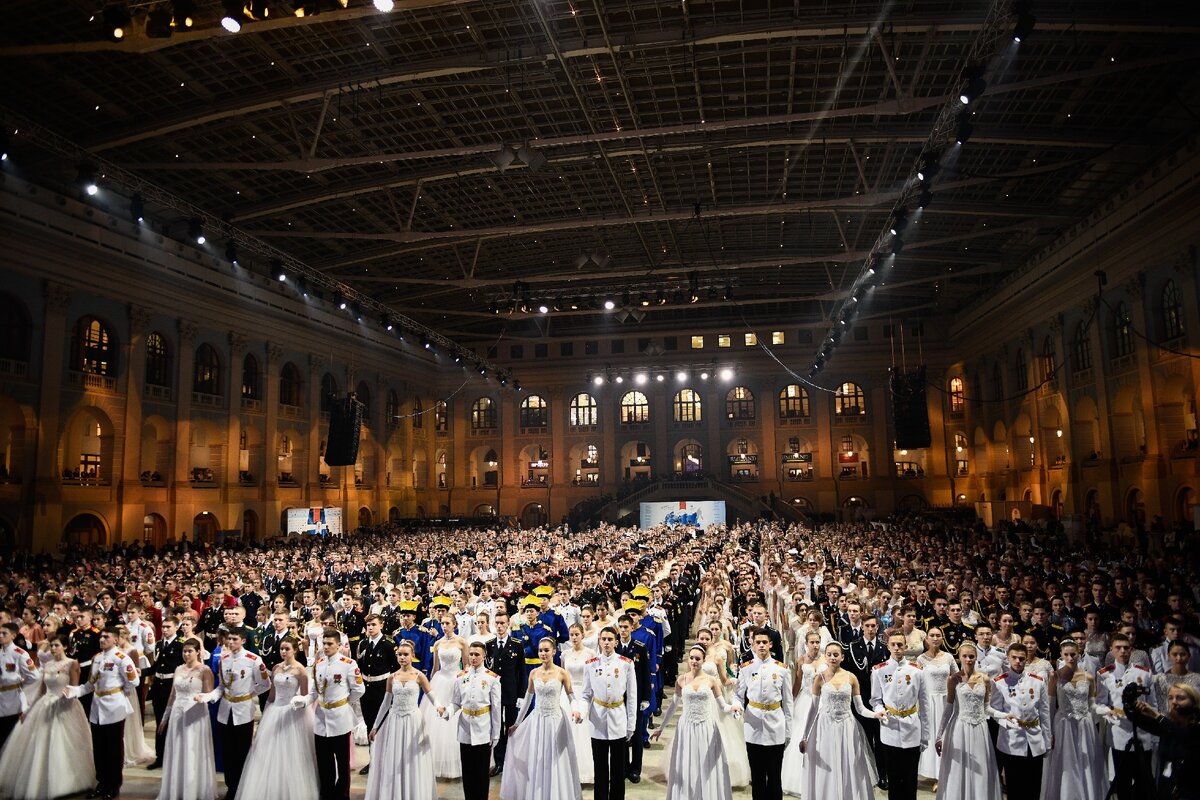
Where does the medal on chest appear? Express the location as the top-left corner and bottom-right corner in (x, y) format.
(905, 675), (911, 684)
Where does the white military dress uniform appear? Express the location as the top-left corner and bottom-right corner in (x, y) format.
(988, 669), (1051, 756)
(211, 647), (271, 724)
(126, 618), (157, 672)
(1096, 661), (1157, 750)
(580, 652), (637, 739)
(870, 657), (931, 748)
(310, 654), (366, 736)
(70, 646), (139, 723)
(735, 654), (793, 744)
(0, 642), (40, 718)
(976, 645), (1007, 679)
(448, 665), (502, 746)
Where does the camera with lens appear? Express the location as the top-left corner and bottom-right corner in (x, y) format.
(1122, 681), (1150, 712)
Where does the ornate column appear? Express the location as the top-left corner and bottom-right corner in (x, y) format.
(225, 333), (247, 492)
(171, 321), (197, 487)
(30, 281), (72, 552)
(307, 354), (326, 495)
(263, 343), (282, 488)
(1126, 274), (1162, 459)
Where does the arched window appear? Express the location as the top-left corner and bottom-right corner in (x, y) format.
(1163, 280), (1185, 339)
(1113, 302), (1134, 357)
(569, 393), (598, 427)
(725, 387), (755, 420)
(992, 363), (1004, 402)
(1073, 322), (1092, 371)
(778, 385), (809, 419)
(949, 377), (964, 413)
(321, 373), (341, 415)
(681, 442), (703, 472)
(673, 389), (702, 423)
(1014, 349), (1028, 392)
(145, 332), (171, 387)
(472, 397), (496, 430)
(412, 396), (424, 429)
(835, 382), (866, 416)
(620, 391), (649, 424)
(520, 395), (548, 429)
(193, 344), (221, 395)
(241, 354), (260, 399)
(279, 363), (302, 407)
(435, 401), (448, 432)
(1040, 336), (1056, 383)
(73, 316), (117, 376)
(0, 293), (31, 363)
(385, 390), (400, 427)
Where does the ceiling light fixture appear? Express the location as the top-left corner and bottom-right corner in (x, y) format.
(225, 240), (239, 266)
(220, 0), (247, 31)
(959, 65), (987, 105)
(77, 163), (98, 196)
(889, 208), (909, 236)
(373, 0), (394, 9)
(171, 0), (197, 28)
(102, 5), (131, 40)
(130, 193), (144, 224)
(187, 218), (205, 244)
(955, 114), (974, 145)
(1013, 1), (1036, 42)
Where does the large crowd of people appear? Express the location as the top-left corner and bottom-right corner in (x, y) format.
(0, 510), (1197, 800)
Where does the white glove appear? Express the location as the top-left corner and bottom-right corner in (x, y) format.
(352, 721), (369, 746)
(638, 701), (649, 711)
(290, 695), (308, 711)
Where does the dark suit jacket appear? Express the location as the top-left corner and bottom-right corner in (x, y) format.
(617, 638), (652, 704)
(846, 637), (889, 690)
(486, 636), (527, 709)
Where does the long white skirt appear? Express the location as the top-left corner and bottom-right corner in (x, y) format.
(155, 700), (217, 800)
(500, 707), (582, 800)
(1039, 714), (1109, 800)
(124, 687), (156, 766)
(423, 670), (462, 778)
(663, 715), (732, 800)
(936, 717), (1001, 800)
(0, 694), (96, 800)
(365, 705), (437, 800)
(238, 700), (320, 800)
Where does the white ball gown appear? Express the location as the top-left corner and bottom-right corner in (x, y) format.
(935, 679), (1001, 800)
(701, 661), (750, 787)
(238, 670), (320, 800)
(155, 668), (216, 800)
(917, 652), (955, 780)
(423, 644), (464, 778)
(781, 661), (825, 796)
(499, 675), (581, 800)
(662, 685), (732, 800)
(124, 685), (157, 766)
(0, 658), (95, 800)
(561, 647), (596, 783)
(1039, 676), (1108, 800)
(801, 682), (877, 800)
(365, 679), (436, 800)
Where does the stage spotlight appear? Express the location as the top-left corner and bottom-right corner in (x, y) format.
(187, 218), (205, 244)
(513, 380), (522, 392)
(130, 193), (144, 224)
(892, 237), (905, 255)
(723, 283), (733, 301)
(655, 374), (665, 382)
(639, 293), (650, 307)
(374, 0), (394, 9)
(274, 261), (288, 281)
(350, 302), (362, 321)
(955, 115), (974, 145)
(422, 337), (432, 350)
(719, 368), (734, 381)
(102, 5), (131, 40)
(676, 371), (688, 382)
(225, 240), (239, 266)
(635, 373), (647, 385)
(917, 152), (940, 182)
(381, 314), (393, 331)
(889, 209), (909, 236)
(77, 164), (98, 196)
(603, 299), (616, 310)
(960, 66), (986, 105)
(0, 129), (9, 161)
(538, 304), (549, 314)
(700, 371), (710, 380)
(615, 375), (624, 384)
(334, 293), (347, 310)
(1013, 1), (1036, 42)
(655, 289), (666, 305)
(593, 375), (604, 386)
(220, 0), (247, 31)
(172, 0), (197, 28)
(917, 187), (934, 209)
(479, 364), (488, 376)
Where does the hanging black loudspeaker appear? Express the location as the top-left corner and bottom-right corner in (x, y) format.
(324, 395), (362, 467)
(891, 366), (932, 449)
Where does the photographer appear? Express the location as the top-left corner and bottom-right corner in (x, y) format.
(1096, 634), (1156, 800)
(1129, 683), (1200, 800)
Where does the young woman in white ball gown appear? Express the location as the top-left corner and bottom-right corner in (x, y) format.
(0, 637), (95, 800)
(702, 622), (750, 787)
(501, 637), (581, 800)
(238, 636), (320, 800)
(933, 642), (1001, 800)
(797, 641), (878, 800)
(365, 640), (437, 800)
(560, 623), (597, 784)
(156, 638), (216, 800)
(916, 627), (957, 783)
(119, 626), (156, 767)
(782, 630), (827, 796)
(1039, 639), (1108, 800)
(650, 644), (736, 800)
(423, 614), (468, 778)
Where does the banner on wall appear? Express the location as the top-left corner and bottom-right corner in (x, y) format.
(640, 500), (726, 529)
(286, 507), (344, 536)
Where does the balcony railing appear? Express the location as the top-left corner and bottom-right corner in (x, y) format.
(144, 383), (172, 401)
(191, 391), (224, 408)
(241, 398), (262, 412)
(67, 371), (117, 392)
(0, 359), (28, 378)
(279, 403), (304, 418)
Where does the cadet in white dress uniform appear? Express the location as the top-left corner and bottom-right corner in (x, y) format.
(1095, 634), (1156, 800)
(579, 627), (637, 800)
(202, 627), (270, 799)
(870, 632), (930, 800)
(308, 628), (366, 800)
(67, 627), (139, 799)
(0, 624), (41, 749)
(444, 641), (502, 800)
(987, 644), (1051, 800)
(734, 628), (793, 800)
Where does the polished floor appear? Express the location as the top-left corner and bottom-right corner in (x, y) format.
(116, 717), (939, 799)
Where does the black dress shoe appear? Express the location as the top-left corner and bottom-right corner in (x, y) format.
(85, 790), (102, 799)
(877, 778), (889, 790)
(629, 774), (641, 783)
(358, 765), (369, 775)
(490, 765), (503, 777)
(146, 761), (162, 770)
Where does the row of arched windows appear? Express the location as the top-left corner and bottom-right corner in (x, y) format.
(465, 384), (868, 430)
